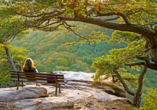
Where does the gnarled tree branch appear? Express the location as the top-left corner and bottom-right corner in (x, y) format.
(125, 62), (145, 67)
(97, 12), (130, 25)
(133, 66), (147, 107)
(113, 69), (135, 96)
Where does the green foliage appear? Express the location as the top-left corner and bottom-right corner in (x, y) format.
(92, 40), (145, 70)
(92, 30), (148, 92)
(1, 0), (156, 33)
(143, 68), (157, 92)
(11, 24), (122, 72)
(0, 16), (29, 43)
(0, 45), (29, 86)
(141, 88), (157, 110)
(0, 12), (29, 86)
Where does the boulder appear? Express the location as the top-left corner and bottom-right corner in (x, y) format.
(14, 97), (74, 110)
(91, 89), (125, 101)
(114, 90), (126, 98)
(98, 86), (115, 95)
(0, 87), (48, 102)
(63, 89), (92, 100)
(98, 84), (126, 98)
(111, 85), (126, 98)
(111, 85), (125, 93)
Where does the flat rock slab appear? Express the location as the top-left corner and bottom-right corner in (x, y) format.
(0, 87), (48, 102)
(0, 87), (16, 93)
(24, 85), (125, 101)
(91, 89), (125, 101)
(63, 89), (92, 100)
(54, 71), (95, 81)
(14, 97), (74, 110)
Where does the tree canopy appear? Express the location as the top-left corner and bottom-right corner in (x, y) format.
(0, 0), (157, 70)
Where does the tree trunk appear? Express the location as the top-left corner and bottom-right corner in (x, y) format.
(150, 46), (157, 64)
(4, 46), (16, 70)
(133, 66), (147, 107)
(114, 66), (147, 107)
(113, 69), (135, 96)
(4, 45), (18, 86)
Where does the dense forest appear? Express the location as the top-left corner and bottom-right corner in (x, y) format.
(12, 23), (119, 72)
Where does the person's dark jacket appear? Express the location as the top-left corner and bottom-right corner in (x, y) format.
(23, 67), (38, 80)
(23, 67), (38, 73)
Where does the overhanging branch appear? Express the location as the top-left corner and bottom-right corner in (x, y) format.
(63, 22), (89, 41)
(37, 20), (62, 29)
(97, 12), (130, 24)
(104, 16), (120, 22)
(125, 62), (145, 67)
(58, 16), (156, 46)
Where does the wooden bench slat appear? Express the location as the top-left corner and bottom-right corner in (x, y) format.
(10, 76), (57, 81)
(10, 70), (66, 96)
(11, 76), (64, 82)
(10, 71), (64, 76)
(10, 74), (55, 78)
(10, 73), (64, 76)
(56, 76), (64, 78)
(58, 82), (66, 85)
(10, 72), (58, 76)
(12, 78), (48, 83)
(10, 75), (64, 80)
(11, 78), (65, 83)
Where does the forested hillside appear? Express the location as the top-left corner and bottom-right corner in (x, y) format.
(12, 23), (124, 72)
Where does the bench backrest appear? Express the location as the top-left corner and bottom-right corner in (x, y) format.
(10, 70), (64, 84)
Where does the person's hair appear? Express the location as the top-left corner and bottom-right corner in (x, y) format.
(23, 58), (35, 70)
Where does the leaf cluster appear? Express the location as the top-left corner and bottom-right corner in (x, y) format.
(141, 88), (157, 110)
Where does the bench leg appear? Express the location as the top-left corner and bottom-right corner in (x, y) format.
(59, 85), (61, 93)
(21, 81), (23, 87)
(55, 86), (57, 96)
(17, 81), (19, 90)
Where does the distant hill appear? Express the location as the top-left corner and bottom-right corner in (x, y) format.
(11, 23), (125, 72)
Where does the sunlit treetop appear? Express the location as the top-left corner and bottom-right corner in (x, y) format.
(0, 0), (156, 35)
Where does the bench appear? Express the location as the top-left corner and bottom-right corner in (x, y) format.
(10, 70), (66, 96)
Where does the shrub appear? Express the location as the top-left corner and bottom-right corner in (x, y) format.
(141, 88), (157, 110)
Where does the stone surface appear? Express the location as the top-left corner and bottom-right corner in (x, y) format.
(0, 87), (48, 102)
(0, 87), (16, 93)
(14, 97), (74, 110)
(111, 85), (125, 93)
(99, 86), (115, 95)
(0, 71), (132, 110)
(54, 71), (95, 82)
(91, 89), (125, 101)
(63, 89), (92, 100)
(111, 85), (126, 98)
(24, 85), (125, 102)
(115, 90), (126, 98)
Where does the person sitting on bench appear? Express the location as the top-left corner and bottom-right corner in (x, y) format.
(23, 58), (40, 86)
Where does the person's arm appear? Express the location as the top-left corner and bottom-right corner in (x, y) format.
(33, 68), (38, 73)
(35, 68), (38, 73)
